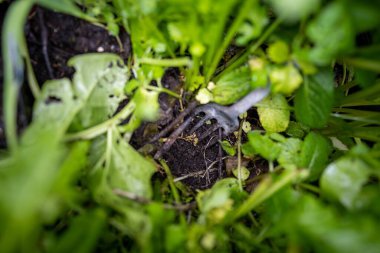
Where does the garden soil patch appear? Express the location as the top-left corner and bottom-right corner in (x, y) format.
(2, 6), (266, 190)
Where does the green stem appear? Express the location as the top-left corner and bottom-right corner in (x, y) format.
(205, 0), (255, 82)
(343, 57), (380, 73)
(159, 159), (181, 203)
(65, 102), (135, 141)
(228, 169), (305, 223)
(237, 120), (244, 191)
(214, 18), (282, 81)
(2, 0), (34, 152)
(139, 57), (192, 67)
(160, 159), (187, 225)
(147, 85), (180, 98)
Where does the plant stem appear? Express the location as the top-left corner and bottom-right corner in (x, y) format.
(205, 0), (255, 82)
(237, 119), (244, 191)
(139, 57), (192, 67)
(159, 159), (181, 204)
(214, 18), (282, 81)
(343, 57), (380, 73)
(160, 159), (187, 225)
(65, 101), (135, 141)
(2, 0), (34, 152)
(146, 85), (180, 98)
(228, 169), (306, 222)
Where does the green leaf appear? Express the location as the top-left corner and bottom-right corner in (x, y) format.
(235, 5), (268, 45)
(53, 141), (90, 202)
(232, 167), (250, 181)
(269, 64), (303, 95)
(291, 195), (380, 253)
(306, 2), (354, 64)
(213, 66), (252, 105)
(69, 53), (128, 129)
(23, 79), (78, 141)
(196, 178), (241, 224)
(300, 132), (331, 181)
(267, 40), (289, 64)
(23, 54), (128, 142)
(277, 138), (303, 170)
(294, 70), (334, 128)
(133, 88), (160, 121)
(247, 131), (281, 161)
(220, 140), (236, 156)
(320, 156), (370, 209)
(285, 121), (309, 138)
(36, 0), (93, 21)
(88, 128), (155, 200)
(0, 132), (64, 252)
(257, 94), (290, 133)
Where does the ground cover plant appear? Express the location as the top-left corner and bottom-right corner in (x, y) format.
(1, 0), (380, 252)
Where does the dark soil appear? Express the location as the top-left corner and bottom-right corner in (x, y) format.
(26, 6), (131, 84)
(1, 5), (267, 190)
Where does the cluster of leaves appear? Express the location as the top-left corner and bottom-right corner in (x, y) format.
(1, 0), (380, 252)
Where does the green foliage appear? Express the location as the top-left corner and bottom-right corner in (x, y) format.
(320, 144), (380, 210)
(306, 1), (354, 65)
(2, 0), (380, 252)
(267, 40), (289, 64)
(257, 94), (290, 133)
(294, 70), (334, 128)
(212, 66), (252, 105)
(300, 132), (332, 181)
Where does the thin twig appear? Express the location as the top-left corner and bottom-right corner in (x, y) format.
(174, 156), (228, 182)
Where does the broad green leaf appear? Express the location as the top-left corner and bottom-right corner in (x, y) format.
(213, 66), (252, 105)
(88, 128), (155, 199)
(247, 131), (281, 161)
(294, 70), (334, 128)
(267, 40), (289, 64)
(23, 54), (128, 142)
(291, 195), (380, 253)
(269, 64), (303, 95)
(69, 53), (128, 129)
(306, 1), (354, 64)
(277, 138), (302, 170)
(23, 79), (77, 142)
(320, 156), (370, 209)
(300, 132), (331, 181)
(257, 94), (290, 133)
